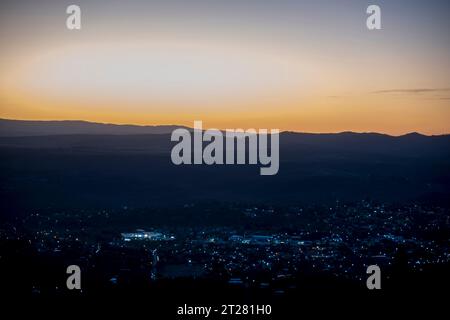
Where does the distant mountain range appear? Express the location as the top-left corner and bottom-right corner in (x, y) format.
(0, 118), (188, 136)
(0, 118), (447, 138)
(1, 118), (449, 156)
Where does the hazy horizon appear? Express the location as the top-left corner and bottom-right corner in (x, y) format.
(1, 117), (449, 136)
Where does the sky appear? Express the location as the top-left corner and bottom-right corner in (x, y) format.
(0, 0), (449, 134)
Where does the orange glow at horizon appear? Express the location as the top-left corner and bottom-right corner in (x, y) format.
(1, 2), (450, 136)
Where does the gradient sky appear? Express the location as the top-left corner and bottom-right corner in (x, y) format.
(0, 0), (449, 134)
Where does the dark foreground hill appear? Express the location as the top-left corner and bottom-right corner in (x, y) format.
(0, 120), (449, 210)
